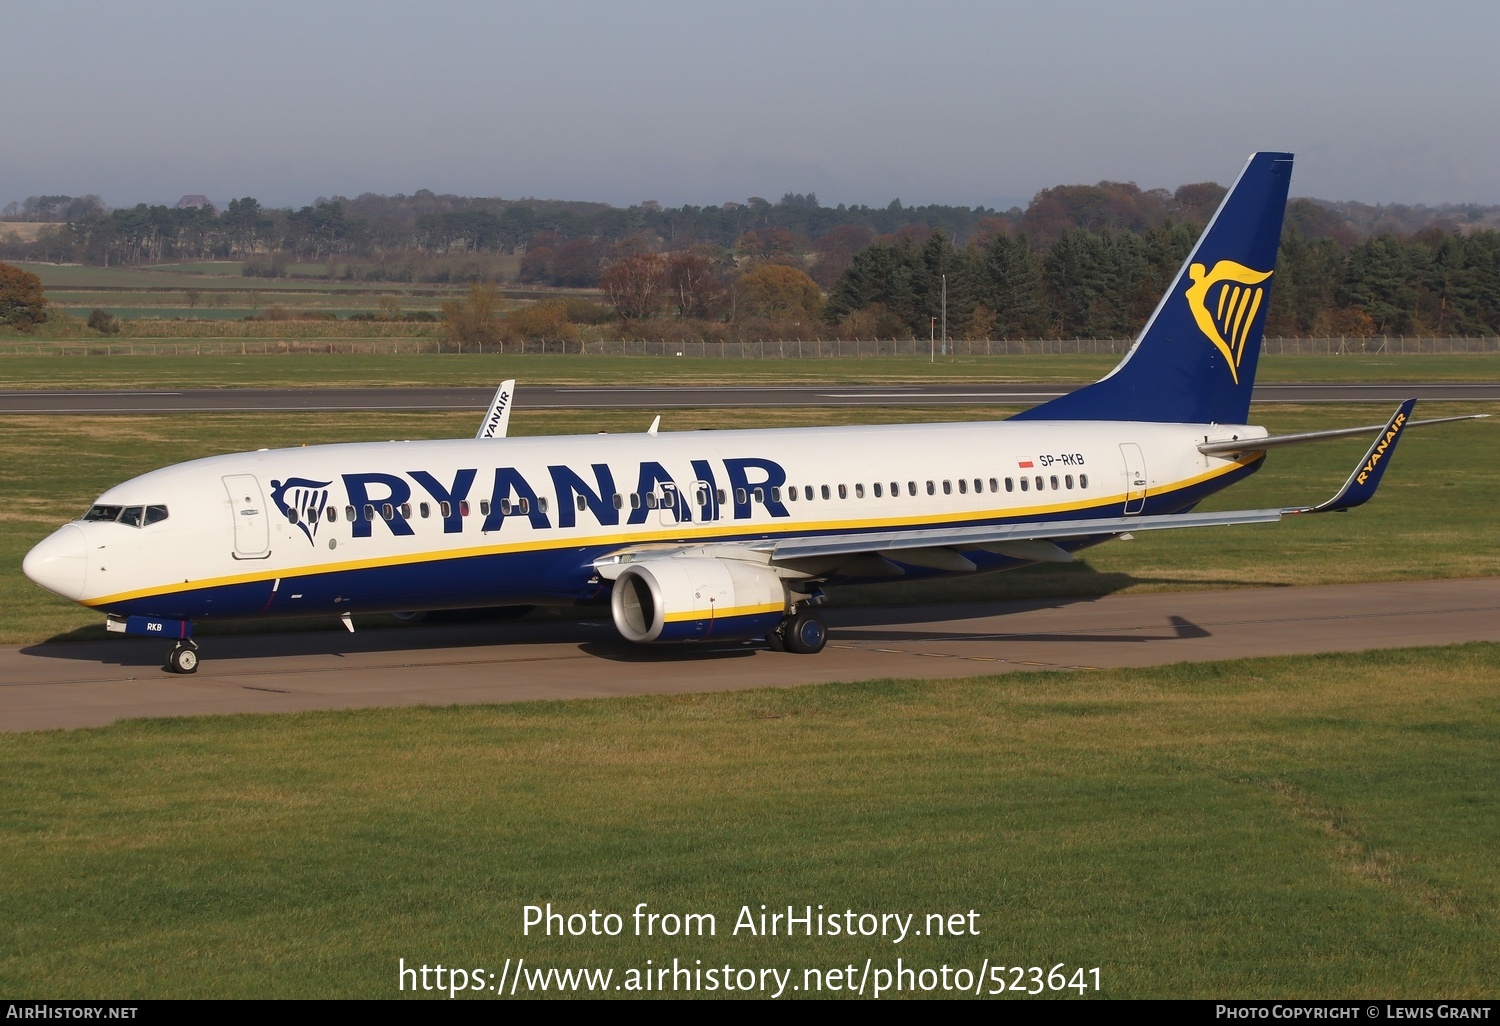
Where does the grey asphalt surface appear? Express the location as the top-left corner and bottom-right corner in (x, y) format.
(4, 577), (1497, 732)
(2, 382), (1498, 414)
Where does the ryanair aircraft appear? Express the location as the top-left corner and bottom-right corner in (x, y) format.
(21, 152), (1457, 673)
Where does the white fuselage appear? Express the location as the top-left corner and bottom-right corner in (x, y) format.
(26, 417), (1265, 623)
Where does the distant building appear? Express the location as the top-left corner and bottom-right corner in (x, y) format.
(176, 195), (215, 212)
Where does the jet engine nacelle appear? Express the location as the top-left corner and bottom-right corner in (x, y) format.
(610, 557), (788, 643)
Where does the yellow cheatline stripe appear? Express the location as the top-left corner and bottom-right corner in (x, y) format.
(83, 455), (1260, 608)
(663, 601), (784, 623)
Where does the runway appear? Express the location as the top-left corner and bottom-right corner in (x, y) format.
(4, 577), (1497, 732)
(2, 381), (1497, 414)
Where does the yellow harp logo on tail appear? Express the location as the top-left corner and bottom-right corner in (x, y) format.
(1184, 260), (1273, 384)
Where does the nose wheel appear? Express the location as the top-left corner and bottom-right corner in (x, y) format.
(166, 640), (199, 674)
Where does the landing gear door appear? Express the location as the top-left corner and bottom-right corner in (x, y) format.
(1120, 443), (1147, 515)
(223, 474), (271, 558)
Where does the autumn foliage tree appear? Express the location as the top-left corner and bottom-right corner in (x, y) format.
(666, 249), (726, 318)
(733, 264), (823, 321)
(0, 261), (48, 331)
(600, 253), (667, 320)
(440, 283), (503, 351)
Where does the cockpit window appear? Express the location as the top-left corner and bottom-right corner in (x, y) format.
(82, 503), (169, 527)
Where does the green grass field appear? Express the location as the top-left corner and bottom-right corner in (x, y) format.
(1, 644), (1495, 998)
(2, 352), (1497, 1000)
(2, 351), (1499, 389)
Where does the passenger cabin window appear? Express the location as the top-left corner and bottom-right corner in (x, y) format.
(440, 501), (452, 518)
(400, 503), (412, 519)
(907, 481), (917, 496)
(420, 502), (431, 518)
(989, 478), (998, 493)
(1065, 475), (1074, 489)
(820, 485), (830, 500)
(736, 488), (748, 505)
(1035, 476), (1044, 491)
(1005, 478), (1014, 492)
(873, 483), (882, 498)
(787, 487), (798, 502)
(1050, 476), (1059, 490)
(804, 485), (813, 501)
(538, 497), (549, 514)
(855, 483), (864, 498)
(1080, 474), (1090, 488)
(1020, 478), (1029, 492)
(363, 504), (376, 521)
(381, 503), (394, 521)
(346, 505), (356, 522)
(838, 484), (847, 499)
(460, 500), (471, 517)
(481, 500), (493, 516)
(926, 481), (935, 496)
(326, 506), (337, 523)
(576, 495), (588, 512)
(613, 494), (624, 510)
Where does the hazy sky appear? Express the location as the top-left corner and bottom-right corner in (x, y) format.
(4, 0), (1496, 211)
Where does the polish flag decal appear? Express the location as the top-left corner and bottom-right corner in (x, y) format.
(1018, 460), (1034, 469)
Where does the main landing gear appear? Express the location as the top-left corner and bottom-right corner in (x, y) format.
(165, 640), (199, 674)
(767, 608), (828, 654)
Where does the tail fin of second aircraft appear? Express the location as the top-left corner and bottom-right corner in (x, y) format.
(1014, 151), (1293, 425)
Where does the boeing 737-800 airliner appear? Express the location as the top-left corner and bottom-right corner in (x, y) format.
(22, 153), (1458, 673)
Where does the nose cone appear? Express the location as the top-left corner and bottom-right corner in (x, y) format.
(23, 524), (88, 601)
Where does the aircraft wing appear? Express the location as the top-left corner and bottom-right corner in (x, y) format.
(594, 401), (1421, 580)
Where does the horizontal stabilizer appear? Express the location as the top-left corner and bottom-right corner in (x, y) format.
(1200, 412), (1485, 456)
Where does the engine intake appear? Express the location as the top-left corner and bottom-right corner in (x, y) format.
(610, 557), (788, 643)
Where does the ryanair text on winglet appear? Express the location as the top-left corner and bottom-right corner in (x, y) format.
(1356, 412), (1408, 486)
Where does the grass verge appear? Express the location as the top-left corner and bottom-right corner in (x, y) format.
(2, 351), (1499, 389)
(1, 643), (1496, 998)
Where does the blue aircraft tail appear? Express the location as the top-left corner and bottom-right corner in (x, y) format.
(1014, 151), (1293, 425)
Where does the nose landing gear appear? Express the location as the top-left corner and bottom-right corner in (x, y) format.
(166, 640), (200, 674)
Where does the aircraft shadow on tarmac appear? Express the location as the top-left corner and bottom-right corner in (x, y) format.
(22, 576), (1221, 670)
(832, 615), (1210, 646)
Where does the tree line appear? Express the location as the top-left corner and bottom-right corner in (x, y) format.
(3, 182), (1498, 337)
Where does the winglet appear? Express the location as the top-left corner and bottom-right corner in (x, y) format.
(476, 379), (516, 439)
(1284, 399), (1416, 514)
